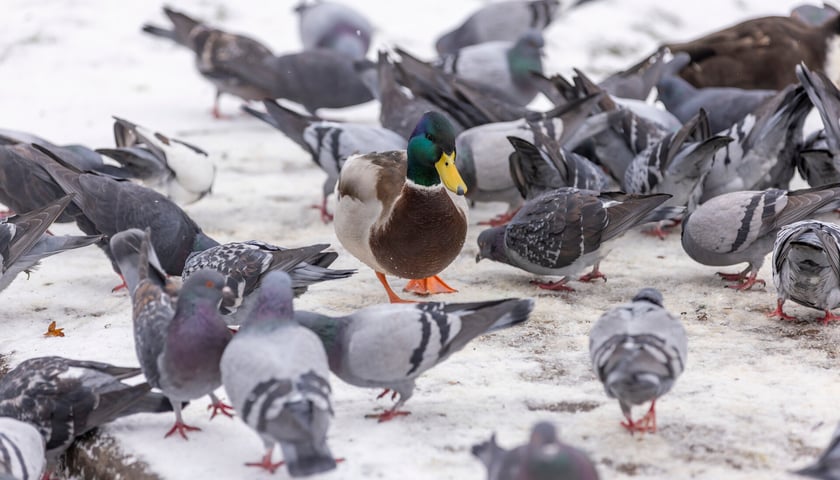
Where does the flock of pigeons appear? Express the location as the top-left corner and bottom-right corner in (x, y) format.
(3, 0), (840, 479)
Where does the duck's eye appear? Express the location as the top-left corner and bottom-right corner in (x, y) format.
(425, 133), (435, 142)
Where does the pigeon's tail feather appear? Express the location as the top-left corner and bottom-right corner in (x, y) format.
(27, 234), (102, 259)
(508, 136), (564, 201)
(639, 205), (686, 225)
(289, 264), (356, 295)
(255, 100), (321, 153)
(119, 389), (177, 416)
(453, 298), (535, 333)
(282, 439), (337, 477)
(141, 24), (180, 43)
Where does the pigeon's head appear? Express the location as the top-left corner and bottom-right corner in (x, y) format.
(407, 112), (466, 195)
(633, 287), (664, 307)
(516, 30), (545, 50)
(181, 269), (232, 306)
(476, 227), (508, 264)
(250, 271), (295, 324)
(529, 422), (559, 447)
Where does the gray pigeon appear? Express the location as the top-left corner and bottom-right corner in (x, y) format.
(296, 297), (533, 422)
(182, 241), (355, 322)
(30, 143), (219, 278)
(770, 220), (840, 324)
(699, 84), (813, 203)
(0, 128), (127, 176)
(243, 99), (405, 221)
(0, 417), (45, 480)
(95, 117), (216, 205)
(797, 130), (840, 188)
(0, 356), (174, 463)
(657, 52), (776, 133)
(796, 64), (840, 188)
(142, 6), (373, 116)
(456, 94), (603, 225)
(221, 271), (336, 477)
(0, 195), (101, 293)
(794, 422), (840, 479)
(681, 184), (840, 291)
(589, 288), (687, 434)
(435, 30), (545, 107)
(472, 422), (600, 480)
(476, 188), (671, 291)
(295, 0), (372, 60)
(111, 228), (234, 439)
(435, 0), (560, 55)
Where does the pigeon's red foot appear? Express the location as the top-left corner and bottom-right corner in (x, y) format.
(530, 278), (575, 292)
(621, 401), (657, 434)
(310, 197), (334, 223)
(208, 400), (235, 419)
(164, 421), (201, 440)
(404, 276), (458, 295)
(376, 389), (398, 401)
(724, 272), (765, 291)
(478, 208), (521, 227)
(245, 450), (285, 474)
(767, 299), (798, 321)
(716, 270), (748, 282)
(578, 267), (607, 283)
(820, 310), (840, 325)
(365, 409), (411, 423)
(111, 274), (127, 293)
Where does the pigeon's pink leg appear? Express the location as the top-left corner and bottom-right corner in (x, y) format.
(111, 274), (127, 293)
(767, 299), (798, 321)
(724, 272), (765, 291)
(310, 197), (334, 223)
(164, 421), (201, 440)
(207, 394), (235, 419)
(620, 400), (657, 434)
(820, 310), (840, 325)
(365, 408), (411, 423)
(245, 448), (285, 474)
(530, 278), (575, 291)
(578, 263), (607, 283)
(716, 265), (751, 282)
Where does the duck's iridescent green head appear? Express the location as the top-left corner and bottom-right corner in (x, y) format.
(406, 112), (466, 195)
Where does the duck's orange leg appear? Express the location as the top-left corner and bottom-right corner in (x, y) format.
(403, 275), (458, 295)
(376, 272), (416, 303)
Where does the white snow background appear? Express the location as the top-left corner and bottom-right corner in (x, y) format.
(2, 0), (840, 479)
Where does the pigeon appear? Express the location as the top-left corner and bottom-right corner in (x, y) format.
(221, 271), (337, 476)
(142, 6), (373, 117)
(0, 195), (101, 293)
(796, 64), (840, 188)
(769, 220), (840, 324)
(793, 422), (840, 479)
(435, 30), (545, 107)
(0, 128), (127, 176)
(476, 188), (671, 291)
(434, 0), (560, 55)
(110, 228), (234, 439)
(296, 297), (533, 422)
(662, 15), (840, 90)
(471, 422), (600, 480)
(589, 288), (687, 434)
(366, 50), (466, 140)
(182, 241), (355, 322)
(242, 99), (405, 222)
(95, 117), (216, 205)
(796, 130), (840, 188)
(456, 94), (603, 225)
(598, 48), (669, 101)
(29, 143), (219, 277)
(681, 184), (840, 291)
(0, 356), (174, 463)
(294, 0), (372, 60)
(0, 417), (45, 480)
(656, 53), (776, 133)
(699, 83), (812, 203)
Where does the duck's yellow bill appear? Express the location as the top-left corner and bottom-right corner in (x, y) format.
(435, 152), (467, 196)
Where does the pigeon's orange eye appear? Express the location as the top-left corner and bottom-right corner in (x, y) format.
(206, 280), (214, 288)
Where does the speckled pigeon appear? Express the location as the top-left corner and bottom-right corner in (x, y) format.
(30, 143), (219, 277)
(435, 0), (560, 55)
(681, 184), (840, 291)
(96, 117), (216, 205)
(0, 417), (45, 480)
(142, 6), (373, 116)
(589, 288), (687, 434)
(0, 195), (101, 293)
(476, 188), (671, 291)
(296, 297), (533, 422)
(472, 422), (599, 480)
(111, 228), (234, 439)
(794, 422), (840, 479)
(221, 271), (336, 476)
(295, 0), (372, 60)
(182, 241), (355, 323)
(0, 356), (174, 463)
(243, 99), (405, 222)
(769, 220), (840, 324)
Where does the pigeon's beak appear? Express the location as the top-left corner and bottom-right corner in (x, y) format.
(221, 285), (235, 304)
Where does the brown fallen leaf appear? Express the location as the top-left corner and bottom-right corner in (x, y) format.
(43, 321), (65, 338)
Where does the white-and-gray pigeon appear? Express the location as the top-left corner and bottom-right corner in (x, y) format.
(793, 422), (840, 480)
(770, 220), (840, 324)
(110, 228), (234, 439)
(0, 417), (45, 480)
(296, 297), (534, 422)
(589, 288), (687, 433)
(472, 422), (600, 480)
(0, 195), (101, 293)
(221, 271), (337, 477)
(796, 64), (840, 189)
(681, 184), (840, 291)
(476, 188), (671, 291)
(96, 117), (216, 205)
(0, 356), (174, 465)
(294, 0), (372, 60)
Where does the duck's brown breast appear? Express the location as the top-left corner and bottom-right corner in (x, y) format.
(370, 186), (467, 279)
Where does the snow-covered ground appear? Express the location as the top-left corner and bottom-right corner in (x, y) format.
(2, 0), (840, 479)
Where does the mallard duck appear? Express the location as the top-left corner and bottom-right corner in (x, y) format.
(334, 112), (468, 303)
